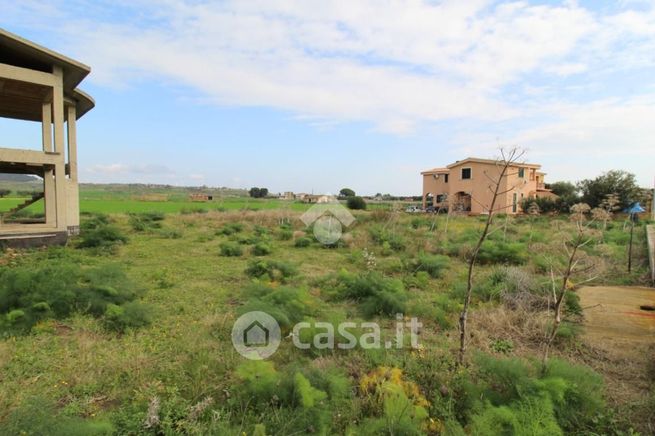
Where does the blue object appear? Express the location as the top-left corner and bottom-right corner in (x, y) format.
(625, 202), (646, 214)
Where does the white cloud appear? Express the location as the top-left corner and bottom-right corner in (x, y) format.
(6, 0), (645, 132)
(2, 0), (654, 188)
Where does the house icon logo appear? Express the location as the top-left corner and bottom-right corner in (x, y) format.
(300, 198), (356, 245)
(232, 311), (281, 360)
(243, 320), (269, 347)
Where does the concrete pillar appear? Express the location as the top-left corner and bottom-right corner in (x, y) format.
(43, 168), (56, 226)
(52, 66), (66, 230)
(66, 105), (79, 231)
(41, 92), (56, 226)
(41, 99), (52, 152)
(66, 105), (77, 181)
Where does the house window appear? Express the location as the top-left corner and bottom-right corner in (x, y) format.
(512, 193), (518, 213)
(444, 174), (449, 183)
(518, 168), (525, 178)
(461, 168), (471, 180)
(436, 194), (446, 203)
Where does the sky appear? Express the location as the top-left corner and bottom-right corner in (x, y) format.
(0, 0), (654, 195)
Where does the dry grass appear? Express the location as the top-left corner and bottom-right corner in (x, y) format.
(468, 305), (550, 354)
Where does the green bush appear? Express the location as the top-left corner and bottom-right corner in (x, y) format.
(78, 224), (127, 249)
(477, 241), (527, 265)
(461, 354), (607, 435)
(245, 259), (297, 282)
(346, 196), (367, 210)
(332, 271), (407, 317)
(235, 360), (282, 405)
(294, 237), (312, 247)
(217, 222), (244, 236)
(278, 229), (293, 240)
(103, 301), (152, 332)
(219, 241), (243, 257)
(240, 283), (314, 328)
(128, 211), (165, 231)
(0, 260), (148, 335)
(251, 242), (272, 256)
(411, 253), (450, 278)
(369, 226), (406, 251)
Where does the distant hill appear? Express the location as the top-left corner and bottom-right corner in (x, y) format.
(0, 174), (40, 182)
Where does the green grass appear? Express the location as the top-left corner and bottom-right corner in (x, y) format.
(0, 208), (649, 434)
(0, 198), (28, 213)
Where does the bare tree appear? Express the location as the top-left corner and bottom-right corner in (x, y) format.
(542, 203), (595, 367)
(458, 147), (525, 365)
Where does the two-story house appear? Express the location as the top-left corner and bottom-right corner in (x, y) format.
(421, 157), (555, 214)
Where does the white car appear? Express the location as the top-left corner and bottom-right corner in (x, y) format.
(405, 205), (423, 213)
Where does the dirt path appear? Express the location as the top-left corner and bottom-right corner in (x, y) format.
(578, 286), (654, 432)
(578, 286), (655, 348)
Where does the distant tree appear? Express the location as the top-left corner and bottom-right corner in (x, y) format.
(578, 170), (640, 209)
(339, 188), (355, 198)
(248, 187), (269, 198)
(545, 181), (579, 211)
(0, 189), (10, 198)
(346, 196), (367, 210)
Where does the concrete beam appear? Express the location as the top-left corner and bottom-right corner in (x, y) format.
(0, 147), (62, 165)
(0, 62), (58, 87)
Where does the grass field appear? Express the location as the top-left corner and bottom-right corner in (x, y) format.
(0, 207), (653, 435)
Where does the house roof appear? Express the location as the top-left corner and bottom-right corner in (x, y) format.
(420, 167), (450, 175)
(0, 28), (94, 121)
(446, 157), (541, 169)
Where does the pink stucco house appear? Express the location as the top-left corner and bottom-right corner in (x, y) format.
(421, 157), (556, 214)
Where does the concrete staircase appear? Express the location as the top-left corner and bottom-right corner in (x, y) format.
(1, 192), (44, 219)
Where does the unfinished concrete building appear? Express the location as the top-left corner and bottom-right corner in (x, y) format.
(0, 29), (93, 246)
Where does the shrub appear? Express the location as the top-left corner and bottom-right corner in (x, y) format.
(346, 196), (367, 210)
(0, 260), (148, 335)
(219, 241), (243, 257)
(294, 237), (312, 248)
(278, 229), (293, 240)
(235, 360), (281, 405)
(254, 225), (269, 236)
(368, 226), (405, 251)
(294, 372), (328, 408)
(356, 367), (431, 435)
(251, 242), (272, 256)
(477, 241), (527, 265)
(240, 283), (314, 328)
(490, 339), (514, 354)
(78, 224), (127, 249)
(464, 354), (607, 435)
(216, 222), (244, 236)
(245, 259), (297, 282)
(103, 301), (152, 332)
(128, 212), (165, 231)
(332, 271), (407, 317)
(411, 254), (449, 278)
(540, 359), (605, 432)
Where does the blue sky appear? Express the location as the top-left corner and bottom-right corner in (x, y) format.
(1, 0), (654, 195)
